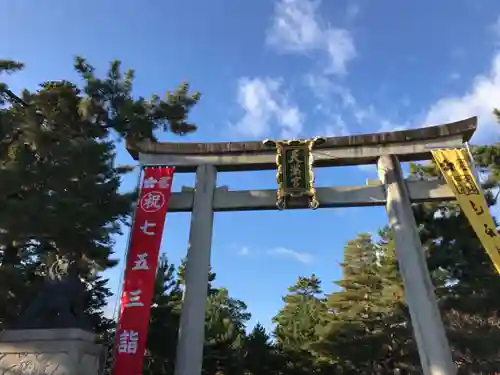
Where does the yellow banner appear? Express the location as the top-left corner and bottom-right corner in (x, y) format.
(432, 148), (500, 274)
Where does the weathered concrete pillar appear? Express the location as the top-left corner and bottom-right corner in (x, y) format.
(377, 155), (455, 375)
(174, 164), (216, 375)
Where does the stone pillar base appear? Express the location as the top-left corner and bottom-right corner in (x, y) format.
(0, 328), (102, 375)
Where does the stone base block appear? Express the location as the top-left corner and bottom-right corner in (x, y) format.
(0, 329), (102, 375)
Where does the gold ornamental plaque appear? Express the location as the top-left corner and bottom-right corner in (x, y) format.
(263, 137), (325, 210)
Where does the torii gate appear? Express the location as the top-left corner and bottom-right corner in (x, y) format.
(127, 116), (477, 375)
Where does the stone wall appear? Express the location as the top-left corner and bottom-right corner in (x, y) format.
(0, 329), (101, 375)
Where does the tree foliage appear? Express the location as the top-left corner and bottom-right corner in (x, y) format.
(0, 57), (200, 332)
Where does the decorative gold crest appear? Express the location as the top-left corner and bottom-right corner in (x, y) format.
(263, 137), (325, 210)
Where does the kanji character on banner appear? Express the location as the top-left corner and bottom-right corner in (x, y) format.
(140, 191), (165, 212)
(125, 290), (144, 308)
(139, 220), (156, 235)
(118, 330), (139, 354)
(132, 253), (150, 271)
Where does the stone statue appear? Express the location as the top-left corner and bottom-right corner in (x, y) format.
(11, 254), (93, 330)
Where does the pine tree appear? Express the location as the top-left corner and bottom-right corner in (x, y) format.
(243, 323), (281, 375)
(203, 287), (250, 375)
(0, 57), (200, 332)
(318, 232), (419, 374)
(273, 275), (326, 375)
(274, 275), (325, 349)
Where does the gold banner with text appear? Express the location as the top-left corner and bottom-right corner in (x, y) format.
(432, 148), (500, 274)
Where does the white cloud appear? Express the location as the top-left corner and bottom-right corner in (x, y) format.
(266, 0), (356, 76)
(305, 74), (355, 107)
(305, 73), (408, 136)
(321, 114), (349, 137)
(313, 103), (350, 136)
(309, 52), (500, 147)
(268, 247), (314, 264)
(238, 246), (250, 256)
(267, 0), (321, 52)
(232, 77), (304, 139)
(424, 52), (500, 142)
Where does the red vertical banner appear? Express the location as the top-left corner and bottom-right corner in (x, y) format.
(111, 166), (175, 375)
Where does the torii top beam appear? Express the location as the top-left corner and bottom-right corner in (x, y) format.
(127, 117), (477, 173)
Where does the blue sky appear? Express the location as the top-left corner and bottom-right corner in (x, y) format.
(2, 0), (500, 332)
